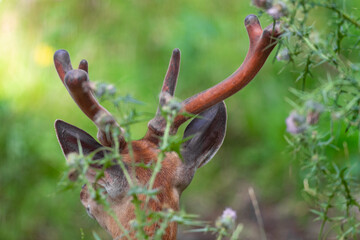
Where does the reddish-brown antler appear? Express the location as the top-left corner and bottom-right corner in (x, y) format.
(147, 49), (181, 138)
(156, 48), (181, 114)
(147, 15), (281, 137)
(54, 50), (126, 149)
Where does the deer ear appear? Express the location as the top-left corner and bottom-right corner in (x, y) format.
(55, 119), (105, 160)
(55, 120), (127, 198)
(181, 101), (227, 169)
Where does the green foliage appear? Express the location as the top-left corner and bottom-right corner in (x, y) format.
(254, 0), (360, 238)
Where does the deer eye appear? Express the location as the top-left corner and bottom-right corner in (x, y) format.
(86, 204), (94, 219)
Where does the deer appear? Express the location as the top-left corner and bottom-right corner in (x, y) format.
(54, 14), (281, 240)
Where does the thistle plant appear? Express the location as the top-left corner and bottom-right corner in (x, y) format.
(254, 0), (360, 238)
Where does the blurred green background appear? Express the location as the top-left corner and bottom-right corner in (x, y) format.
(0, 1), (358, 239)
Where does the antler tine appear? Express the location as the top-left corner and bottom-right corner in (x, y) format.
(170, 15), (281, 132)
(146, 49), (181, 138)
(78, 59), (88, 73)
(54, 50), (89, 78)
(54, 49), (73, 82)
(157, 48), (180, 114)
(54, 50), (126, 149)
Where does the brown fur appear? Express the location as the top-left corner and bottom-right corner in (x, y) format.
(80, 139), (183, 239)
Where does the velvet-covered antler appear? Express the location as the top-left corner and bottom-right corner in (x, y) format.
(146, 15), (281, 137)
(54, 50), (126, 149)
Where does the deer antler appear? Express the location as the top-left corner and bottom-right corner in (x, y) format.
(147, 15), (281, 138)
(156, 48), (181, 115)
(54, 50), (126, 149)
(147, 49), (181, 138)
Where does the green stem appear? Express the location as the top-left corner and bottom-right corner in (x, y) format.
(216, 229), (225, 240)
(146, 111), (175, 205)
(113, 131), (134, 186)
(318, 190), (336, 240)
(321, 3), (360, 29)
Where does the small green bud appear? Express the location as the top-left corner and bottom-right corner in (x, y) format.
(66, 152), (80, 166)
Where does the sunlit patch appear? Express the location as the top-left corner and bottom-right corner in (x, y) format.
(33, 43), (55, 67)
(1, 11), (18, 38)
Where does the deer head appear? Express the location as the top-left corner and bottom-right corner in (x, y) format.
(54, 15), (280, 240)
